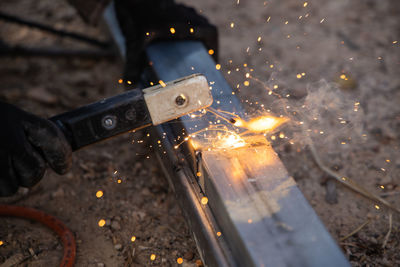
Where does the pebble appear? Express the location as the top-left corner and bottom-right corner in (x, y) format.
(51, 188), (64, 198)
(97, 263), (105, 267)
(114, 244), (122, 251)
(184, 251), (194, 261)
(111, 221), (121, 231)
(26, 87), (58, 104)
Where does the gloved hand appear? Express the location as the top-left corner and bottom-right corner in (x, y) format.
(114, 0), (219, 84)
(0, 102), (72, 196)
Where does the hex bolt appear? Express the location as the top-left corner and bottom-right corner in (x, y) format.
(175, 94), (187, 107)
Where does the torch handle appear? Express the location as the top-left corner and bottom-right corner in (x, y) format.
(50, 89), (152, 151)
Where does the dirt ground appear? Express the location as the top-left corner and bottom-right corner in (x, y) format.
(1, 0), (400, 266)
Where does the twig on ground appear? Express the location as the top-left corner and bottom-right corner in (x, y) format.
(305, 134), (400, 215)
(340, 220), (371, 241)
(382, 212), (393, 248)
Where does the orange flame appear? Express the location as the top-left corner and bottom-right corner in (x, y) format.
(234, 115), (288, 133)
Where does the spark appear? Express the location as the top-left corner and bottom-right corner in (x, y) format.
(131, 236), (136, 242)
(244, 81), (250, 86)
(96, 190), (103, 198)
(303, 2), (308, 7)
(257, 36), (262, 42)
(127, 81), (132, 85)
(118, 79), (123, 84)
(190, 27), (194, 33)
(177, 258), (184, 264)
(216, 64), (221, 70)
(208, 49), (215, 55)
(150, 254), (156, 261)
(320, 18), (325, 23)
(217, 231), (222, 236)
(393, 41), (398, 44)
(98, 219), (106, 227)
(201, 197), (208, 205)
(375, 205), (380, 210)
(170, 27), (176, 34)
(159, 80), (166, 87)
(146, 32), (150, 36)
(0, 241), (3, 246)
(230, 22), (235, 28)
(296, 74), (302, 79)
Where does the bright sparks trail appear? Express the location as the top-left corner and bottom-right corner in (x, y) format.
(244, 116), (289, 132)
(173, 106), (289, 151)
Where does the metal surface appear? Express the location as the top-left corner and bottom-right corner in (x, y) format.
(145, 41), (350, 267)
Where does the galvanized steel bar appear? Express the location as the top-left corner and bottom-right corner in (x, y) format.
(145, 41), (350, 267)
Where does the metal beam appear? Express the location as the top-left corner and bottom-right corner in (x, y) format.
(145, 41), (350, 267)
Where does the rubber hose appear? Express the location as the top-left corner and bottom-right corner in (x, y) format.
(0, 204), (76, 267)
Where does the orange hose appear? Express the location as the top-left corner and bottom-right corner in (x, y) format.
(0, 204), (76, 267)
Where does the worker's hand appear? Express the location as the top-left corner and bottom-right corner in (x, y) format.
(114, 0), (218, 84)
(0, 102), (72, 196)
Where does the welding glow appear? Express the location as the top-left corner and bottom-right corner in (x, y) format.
(245, 116), (288, 132)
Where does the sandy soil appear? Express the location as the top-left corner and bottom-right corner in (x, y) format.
(1, 0), (400, 266)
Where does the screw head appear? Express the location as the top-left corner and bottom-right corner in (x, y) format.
(102, 115), (117, 130)
(175, 94), (187, 106)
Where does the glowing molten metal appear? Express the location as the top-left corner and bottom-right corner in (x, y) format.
(234, 116), (288, 133)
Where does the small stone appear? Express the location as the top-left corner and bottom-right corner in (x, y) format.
(111, 221), (121, 231)
(183, 251), (194, 261)
(97, 263), (105, 267)
(26, 87), (58, 104)
(114, 244), (122, 251)
(51, 188), (64, 198)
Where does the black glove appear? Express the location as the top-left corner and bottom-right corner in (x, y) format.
(114, 0), (219, 84)
(0, 102), (72, 196)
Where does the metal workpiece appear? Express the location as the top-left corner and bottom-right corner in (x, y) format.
(145, 41), (350, 267)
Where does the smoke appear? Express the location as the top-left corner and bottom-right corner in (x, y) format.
(246, 75), (366, 166)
